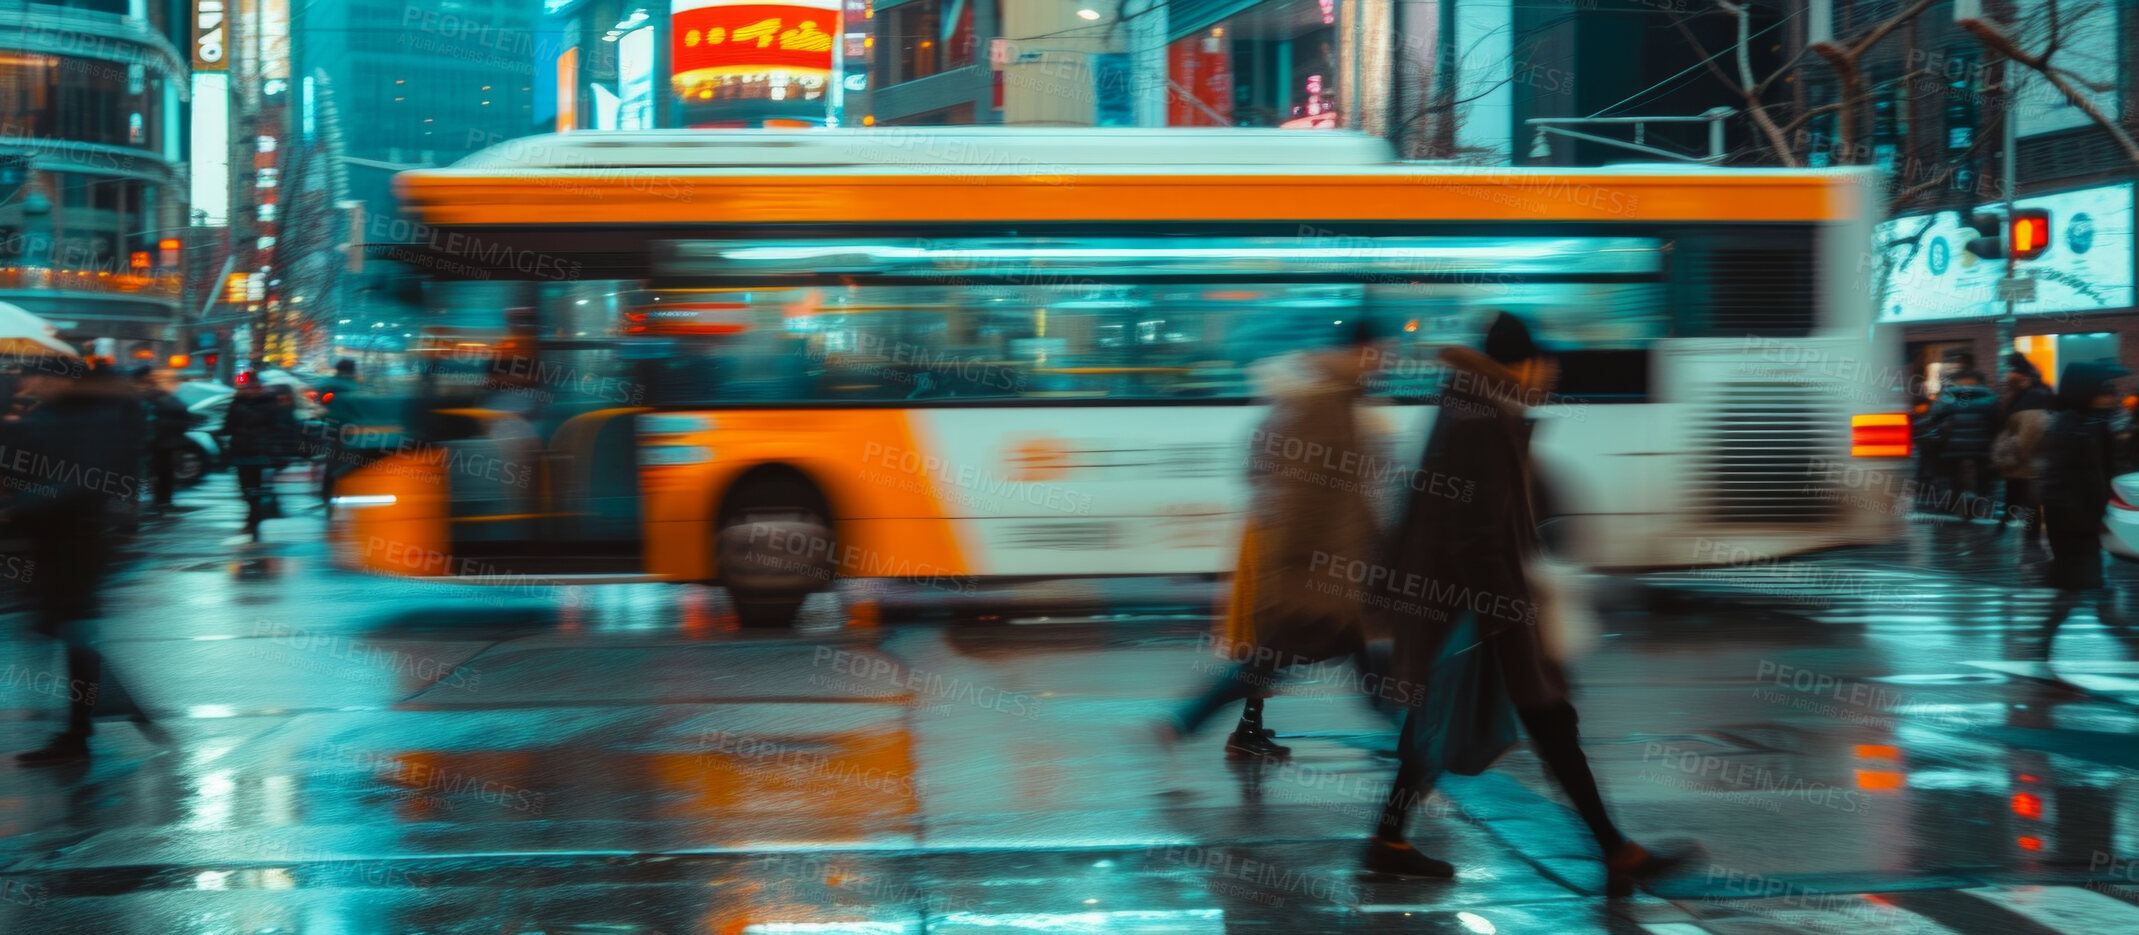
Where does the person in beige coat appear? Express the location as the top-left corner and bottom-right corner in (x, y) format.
(1159, 319), (1391, 758)
(1994, 353), (2055, 542)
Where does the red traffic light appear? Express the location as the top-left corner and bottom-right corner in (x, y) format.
(2010, 210), (2050, 261)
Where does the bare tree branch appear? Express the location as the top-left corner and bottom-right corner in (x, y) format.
(1961, 9), (2139, 165)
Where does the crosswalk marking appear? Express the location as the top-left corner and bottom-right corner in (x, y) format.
(1959, 884), (2139, 930)
(1961, 660), (2139, 694)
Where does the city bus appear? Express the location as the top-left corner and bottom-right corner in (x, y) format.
(331, 129), (1909, 626)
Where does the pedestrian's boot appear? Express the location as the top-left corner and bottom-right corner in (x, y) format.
(1224, 722), (1290, 759)
(1362, 837), (1454, 879)
(15, 733), (91, 766)
(1604, 839), (1700, 898)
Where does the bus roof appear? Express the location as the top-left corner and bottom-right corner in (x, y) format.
(451, 128), (1408, 169)
(397, 130), (1877, 227)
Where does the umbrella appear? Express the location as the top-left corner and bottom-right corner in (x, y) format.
(0, 301), (80, 359)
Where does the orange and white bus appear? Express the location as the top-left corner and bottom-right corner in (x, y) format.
(331, 129), (1910, 625)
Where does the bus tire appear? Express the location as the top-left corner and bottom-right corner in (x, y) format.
(715, 468), (834, 628)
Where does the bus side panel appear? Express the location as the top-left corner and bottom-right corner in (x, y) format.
(637, 410), (971, 581)
(331, 452), (453, 575)
(898, 406), (1437, 577)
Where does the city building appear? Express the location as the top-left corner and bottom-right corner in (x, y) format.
(1848, 1), (2136, 395)
(0, 0), (193, 360)
(296, 0), (538, 227)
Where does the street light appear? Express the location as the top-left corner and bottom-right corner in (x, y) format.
(1077, 8), (1101, 20)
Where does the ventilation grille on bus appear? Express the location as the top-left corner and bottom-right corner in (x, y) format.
(1693, 382), (1844, 524)
(1704, 248), (1816, 337)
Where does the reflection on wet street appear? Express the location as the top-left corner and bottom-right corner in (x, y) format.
(8, 478), (2139, 933)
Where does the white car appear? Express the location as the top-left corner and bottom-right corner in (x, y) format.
(2107, 474), (2139, 560)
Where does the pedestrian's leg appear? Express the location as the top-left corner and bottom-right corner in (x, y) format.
(237, 464), (263, 534)
(1362, 710), (1454, 878)
(1171, 656), (1282, 737)
(63, 641), (101, 740)
(1515, 700), (1626, 854)
(151, 448), (175, 507)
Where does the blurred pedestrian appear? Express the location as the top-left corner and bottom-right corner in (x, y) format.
(1992, 354), (2054, 542)
(313, 358), (362, 507)
(1363, 311), (1691, 894)
(1156, 319), (1390, 759)
(221, 373), (301, 541)
(4, 359), (157, 764)
(135, 365), (190, 513)
(1919, 370), (1999, 519)
(2036, 361), (2131, 591)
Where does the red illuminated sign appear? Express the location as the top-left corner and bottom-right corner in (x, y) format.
(673, 4), (837, 76)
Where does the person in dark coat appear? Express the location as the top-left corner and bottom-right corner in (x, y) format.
(1920, 370), (2000, 518)
(1361, 312), (1687, 894)
(135, 366), (191, 512)
(5, 360), (154, 764)
(2036, 361), (2131, 591)
(221, 374), (302, 540)
(1994, 354), (2056, 540)
(313, 359), (363, 507)
(1158, 318), (1392, 758)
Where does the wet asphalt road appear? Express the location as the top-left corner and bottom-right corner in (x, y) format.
(7, 472), (2139, 933)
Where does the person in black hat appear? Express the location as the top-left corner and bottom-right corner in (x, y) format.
(1362, 311), (1692, 894)
(2036, 360), (2132, 590)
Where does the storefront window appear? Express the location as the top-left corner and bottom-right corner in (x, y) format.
(0, 55), (163, 151)
(1170, 0), (1341, 129)
(882, 0), (976, 86)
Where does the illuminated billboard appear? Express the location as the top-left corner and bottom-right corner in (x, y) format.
(194, 0), (228, 71)
(619, 26), (655, 130)
(557, 46), (579, 132)
(672, 0), (838, 83)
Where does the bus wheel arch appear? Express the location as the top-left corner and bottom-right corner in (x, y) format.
(713, 463), (838, 628)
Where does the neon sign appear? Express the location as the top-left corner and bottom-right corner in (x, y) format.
(673, 2), (838, 76)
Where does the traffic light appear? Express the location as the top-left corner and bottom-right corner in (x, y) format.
(2009, 208), (2050, 261)
(1963, 212), (2006, 260)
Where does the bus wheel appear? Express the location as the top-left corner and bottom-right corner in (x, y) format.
(715, 469), (834, 628)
